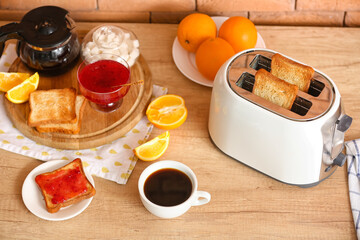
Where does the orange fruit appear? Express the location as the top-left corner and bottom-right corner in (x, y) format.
(177, 13), (217, 53)
(133, 131), (170, 161)
(195, 37), (235, 81)
(218, 16), (257, 53)
(0, 72), (31, 92)
(5, 72), (39, 104)
(146, 94), (187, 130)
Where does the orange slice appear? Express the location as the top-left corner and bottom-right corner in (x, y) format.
(133, 131), (170, 161)
(0, 72), (31, 92)
(5, 72), (39, 104)
(146, 94), (187, 130)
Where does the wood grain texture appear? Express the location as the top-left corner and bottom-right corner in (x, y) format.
(4, 55), (152, 150)
(0, 21), (359, 239)
(250, 11), (344, 27)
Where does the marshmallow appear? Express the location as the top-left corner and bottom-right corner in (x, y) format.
(82, 25), (140, 67)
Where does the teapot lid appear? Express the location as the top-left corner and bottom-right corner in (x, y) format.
(19, 6), (73, 48)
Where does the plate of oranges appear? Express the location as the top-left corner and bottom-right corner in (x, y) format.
(172, 15), (266, 87)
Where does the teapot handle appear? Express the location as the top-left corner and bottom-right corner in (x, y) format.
(0, 22), (23, 57)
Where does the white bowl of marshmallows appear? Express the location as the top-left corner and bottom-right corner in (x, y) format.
(81, 24), (140, 67)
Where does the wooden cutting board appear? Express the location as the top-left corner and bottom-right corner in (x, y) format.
(3, 55), (152, 150)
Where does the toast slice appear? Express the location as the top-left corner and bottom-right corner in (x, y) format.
(36, 95), (87, 134)
(254, 69), (298, 110)
(35, 158), (96, 213)
(271, 53), (314, 92)
(28, 88), (77, 127)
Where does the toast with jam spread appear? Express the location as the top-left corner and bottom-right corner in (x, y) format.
(35, 158), (96, 213)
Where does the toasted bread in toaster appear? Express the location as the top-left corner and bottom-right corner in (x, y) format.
(253, 69), (298, 110)
(36, 95), (86, 134)
(35, 158), (96, 213)
(28, 88), (77, 127)
(271, 53), (314, 92)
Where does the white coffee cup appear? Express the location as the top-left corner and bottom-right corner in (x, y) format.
(138, 160), (211, 218)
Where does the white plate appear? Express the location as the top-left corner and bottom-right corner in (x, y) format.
(22, 160), (95, 221)
(172, 16), (266, 87)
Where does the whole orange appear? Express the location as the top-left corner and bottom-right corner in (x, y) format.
(195, 37), (235, 81)
(218, 16), (257, 53)
(177, 13), (217, 53)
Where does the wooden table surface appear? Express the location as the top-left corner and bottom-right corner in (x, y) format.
(0, 21), (359, 239)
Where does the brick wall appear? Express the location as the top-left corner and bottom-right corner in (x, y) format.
(0, 0), (359, 27)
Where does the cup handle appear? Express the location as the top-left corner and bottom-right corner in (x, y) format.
(192, 191), (211, 206)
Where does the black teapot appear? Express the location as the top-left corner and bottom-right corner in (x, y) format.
(0, 6), (80, 74)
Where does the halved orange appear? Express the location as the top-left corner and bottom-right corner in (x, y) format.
(146, 94), (187, 130)
(5, 72), (39, 104)
(0, 72), (31, 92)
(133, 131), (170, 161)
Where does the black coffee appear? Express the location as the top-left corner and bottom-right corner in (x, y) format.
(144, 168), (192, 207)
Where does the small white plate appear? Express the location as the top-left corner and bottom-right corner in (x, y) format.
(22, 160), (95, 221)
(172, 16), (266, 87)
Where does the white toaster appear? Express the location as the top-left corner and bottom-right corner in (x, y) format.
(208, 49), (352, 187)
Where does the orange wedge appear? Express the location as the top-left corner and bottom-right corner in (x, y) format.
(5, 72), (39, 104)
(134, 131), (170, 161)
(0, 72), (31, 92)
(146, 94), (187, 130)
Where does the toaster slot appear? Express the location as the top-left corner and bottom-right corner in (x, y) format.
(249, 54), (272, 72)
(236, 72), (254, 92)
(291, 96), (312, 116)
(249, 54), (325, 97)
(307, 80), (325, 97)
(236, 72), (312, 116)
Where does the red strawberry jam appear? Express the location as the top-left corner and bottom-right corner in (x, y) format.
(35, 166), (88, 204)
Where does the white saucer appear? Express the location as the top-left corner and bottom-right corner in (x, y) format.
(22, 160), (95, 221)
(172, 16), (266, 87)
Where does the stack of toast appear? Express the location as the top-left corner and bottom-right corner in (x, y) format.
(28, 88), (86, 134)
(35, 158), (96, 213)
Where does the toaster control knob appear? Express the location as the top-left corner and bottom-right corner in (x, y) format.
(333, 152), (346, 167)
(337, 115), (352, 132)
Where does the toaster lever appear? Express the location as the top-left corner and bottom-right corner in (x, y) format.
(337, 115), (352, 132)
(333, 152), (346, 167)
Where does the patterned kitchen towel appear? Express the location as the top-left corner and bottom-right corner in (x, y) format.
(345, 139), (360, 239)
(0, 43), (167, 184)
